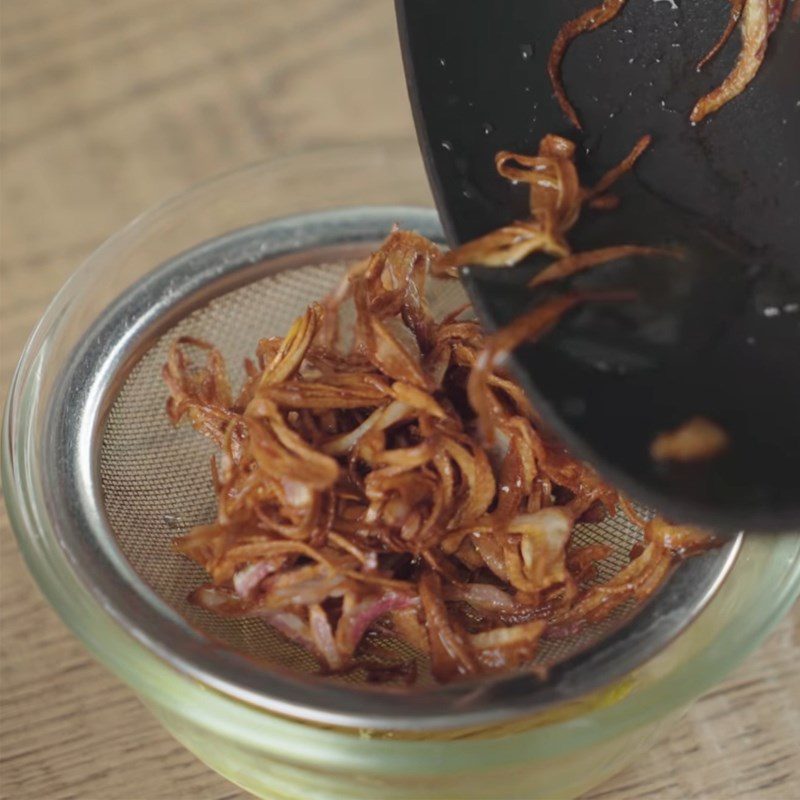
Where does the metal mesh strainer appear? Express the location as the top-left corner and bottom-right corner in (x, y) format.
(43, 207), (740, 730)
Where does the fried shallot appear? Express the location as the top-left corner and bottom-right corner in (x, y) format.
(165, 229), (716, 682)
(434, 133), (652, 277)
(691, 0), (785, 124)
(546, 0), (788, 127)
(547, 0), (629, 130)
(650, 416), (730, 462)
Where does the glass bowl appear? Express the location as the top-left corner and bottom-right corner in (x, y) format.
(4, 141), (799, 800)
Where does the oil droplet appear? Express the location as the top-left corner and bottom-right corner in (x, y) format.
(784, 302), (799, 314)
(163, 514), (182, 529)
(438, 56), (447, 67)
(481, 121), (494, 135)
(763, 306), (780, 317)
(441, 140), (453, 152)
(520, 43), (534, 61)
(653, 0), (678, 10)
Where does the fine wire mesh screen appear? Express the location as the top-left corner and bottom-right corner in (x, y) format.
(100, 255), (649, 687)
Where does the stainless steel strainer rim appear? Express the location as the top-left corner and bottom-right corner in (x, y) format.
(39, 205), (740, 731)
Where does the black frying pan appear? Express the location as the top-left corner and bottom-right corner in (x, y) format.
(396, 0), (800, 533)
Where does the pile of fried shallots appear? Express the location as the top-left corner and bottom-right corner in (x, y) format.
(164, 134), (716, 683)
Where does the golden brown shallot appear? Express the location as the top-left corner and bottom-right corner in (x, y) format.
(165, 230), (716, 682)
(547, 0), (629, 130)
(691, 0), (775, 123)
(435, 134), (651, 276)
(650, 416), (730, 463)
(547, 0), (787, 126)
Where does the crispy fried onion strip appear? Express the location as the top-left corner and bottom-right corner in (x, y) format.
(548, 0), (629, 130)
(650, 416), (730, 462)
(528, 245), (678, 289)
(164, 230), (717, 683)
(697, 0), (746, 71)
(467, 292), (636, 442)
(434, 134), (651, 276)
(691, 0), (784, 123)
(546, 0), (787, 126)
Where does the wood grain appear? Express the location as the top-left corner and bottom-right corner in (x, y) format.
(0, 2), (797, 798)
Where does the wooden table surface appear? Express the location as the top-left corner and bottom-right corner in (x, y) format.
(1, 1), (797, 798)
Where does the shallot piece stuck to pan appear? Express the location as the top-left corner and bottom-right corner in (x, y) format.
(546, 0), (789, 127)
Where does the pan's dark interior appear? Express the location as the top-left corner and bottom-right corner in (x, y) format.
(397, 0), (800, 531)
